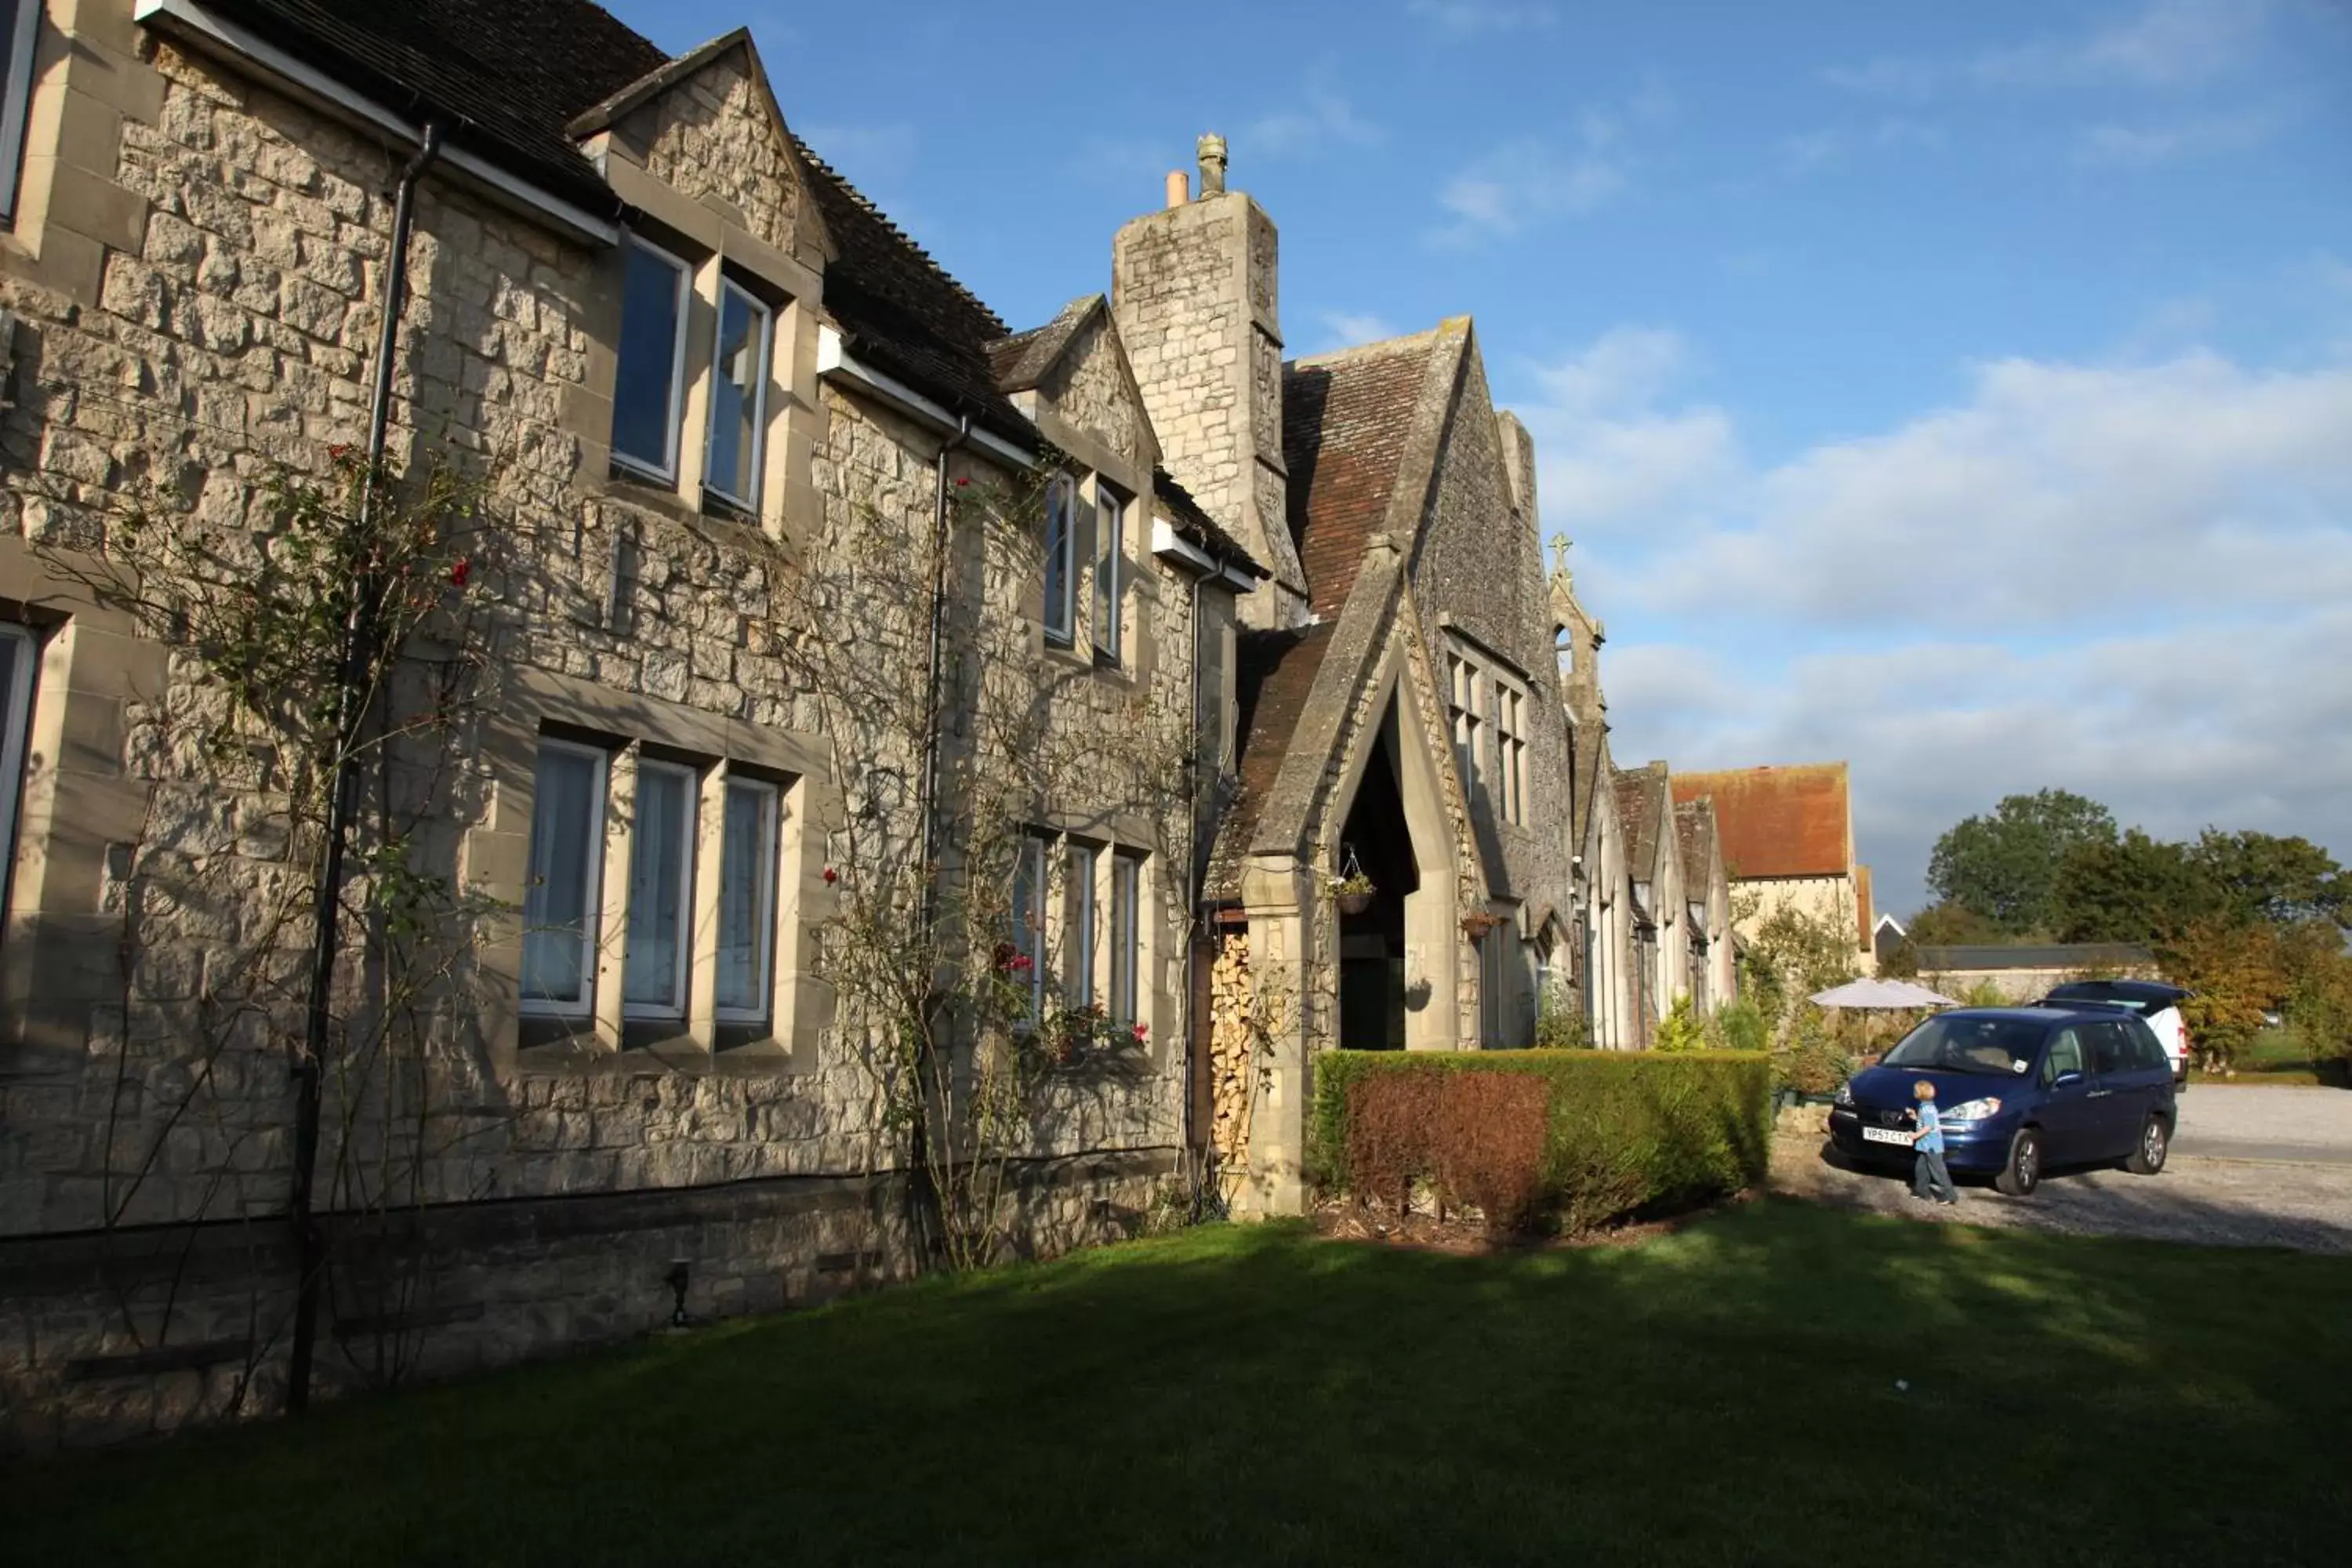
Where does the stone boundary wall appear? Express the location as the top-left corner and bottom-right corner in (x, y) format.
(0, 1146), (1176, 1454)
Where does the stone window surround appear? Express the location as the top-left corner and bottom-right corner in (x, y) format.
(573, 145), (826, 551)
(0, 0), (39, 223)
(0, 619), (37, 906)
(1013, 815), (1164, 1062)
(1439, 626), (1533, 831)
(469, 666), (835, 1080)
(1021, 412), (1153, 682)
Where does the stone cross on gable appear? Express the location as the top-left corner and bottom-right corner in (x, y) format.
(1548, 533), (1573, 577)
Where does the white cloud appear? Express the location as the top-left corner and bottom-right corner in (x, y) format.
(1428, 82), (1672, 248)
(1824, 0), (2282, 102)
(1774, 119), (1946, 176)
(1405, 0), (1556, 34)
(1513, 328), (1741, 543)
(1318, 311), (1400, 351)
(2075, 110), (2281, 165)
(1533, 331), (2352, 916)
(1246, 89), (1381, 162)
(1976, 0), (2277, 89)
(1607, 607), (2352, 920)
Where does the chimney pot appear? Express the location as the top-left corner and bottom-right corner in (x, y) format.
(1165, 169), (1189, 209)
(1196, 132), (1228, 196)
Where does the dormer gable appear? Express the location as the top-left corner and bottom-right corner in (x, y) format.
(569, 30), (831, 269)
(990, 296), (1161, 474)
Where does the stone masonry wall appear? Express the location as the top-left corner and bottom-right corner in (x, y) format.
(0, 18), (1194, 1451)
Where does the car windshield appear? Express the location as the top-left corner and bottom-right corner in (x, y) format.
(1881, 1015), (2045, 1076)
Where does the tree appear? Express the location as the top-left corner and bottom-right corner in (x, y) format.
(1926, 789), (2117, 935)
(2160, 920), (2280, 1073)
(2190, 830), (2347, 930)
(2053, 829), (2219, 943)
(1904, 901), (2006, 948)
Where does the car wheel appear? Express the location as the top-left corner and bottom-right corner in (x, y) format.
(1994, 1127), (2042, 1197)
(2126, 1116), (2169, 1176)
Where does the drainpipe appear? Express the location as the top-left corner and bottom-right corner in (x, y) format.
(907, 413), (970, 1261)
(916, 415), (971, 924)
(286, 121), (445, 1416)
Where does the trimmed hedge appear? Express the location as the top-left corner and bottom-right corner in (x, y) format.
(1310, 1050), (1773, 1232)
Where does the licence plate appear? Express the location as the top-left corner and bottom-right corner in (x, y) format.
(1861, 1126), (1912, 1146)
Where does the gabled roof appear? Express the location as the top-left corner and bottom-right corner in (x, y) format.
(198, 4), (1038, 450)
(1282, 330), (1442, 619)
(987, 296), (1105, 393)
(1208, 624), (1337, 897)
(1674, 798), (1719, 885)
(793, 140), (1035, 447)
(1571, 721), (1610, 853)
(1156, 470), (1268, 578)
(205, 0), (663, 209)
(1614, 763), (1669, 877)
(1670, 763), (1853, 881)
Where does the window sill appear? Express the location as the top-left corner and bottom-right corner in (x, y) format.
(512, 1025), (813, 1078)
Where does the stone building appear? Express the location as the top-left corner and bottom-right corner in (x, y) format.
(0, 0), (1750, 1446)
(1671, 761), (1875, 974)
(0, 0), (1265, 1449)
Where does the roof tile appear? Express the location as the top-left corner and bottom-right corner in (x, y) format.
(1670, 763), (1853, 880)
(1282, 333), (1438, 619)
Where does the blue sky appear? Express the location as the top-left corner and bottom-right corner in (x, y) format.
(612, 0), (2352, 916)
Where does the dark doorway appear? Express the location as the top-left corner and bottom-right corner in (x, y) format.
(1337, 699), (1419, 1049)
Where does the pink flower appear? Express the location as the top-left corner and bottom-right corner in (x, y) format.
(1009, 953), (1033, 973)
(1131, 1022), (1149, 1042)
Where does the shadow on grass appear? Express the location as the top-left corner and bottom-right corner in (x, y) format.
(3, 1201), (2348, 1567)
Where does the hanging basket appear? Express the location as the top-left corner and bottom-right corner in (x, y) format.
(1330, 846), (1374, 916)
(1461, 911), (1501, 939)
(1337, 891), (1374, 916)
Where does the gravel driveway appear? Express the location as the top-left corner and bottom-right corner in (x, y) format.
(1772, 1086), (2352, 1253)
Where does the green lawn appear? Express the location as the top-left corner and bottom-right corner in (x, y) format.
(2193, 1025), (2350, 1087)
(5, 1200), (2349, 1566)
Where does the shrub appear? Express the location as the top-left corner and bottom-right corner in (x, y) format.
(1534, 986), (1593, 1050)
(1345, 1071), (1548, 1233)
(1708, 996), (1771, 1055)
(1312, 1049), (1771, 1235)
(1652, 994), (1707, 1052)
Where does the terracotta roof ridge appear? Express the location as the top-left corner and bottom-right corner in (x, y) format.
(789, 136), (1007, 336)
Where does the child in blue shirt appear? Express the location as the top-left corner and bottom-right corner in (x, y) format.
(1911, 1080), (1960, 1206)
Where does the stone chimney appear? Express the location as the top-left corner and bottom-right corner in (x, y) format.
(1112, 135), (1308, 626)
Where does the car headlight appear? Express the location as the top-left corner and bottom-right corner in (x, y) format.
(1942, 1097), (2003, 1122)
(1834, 1083), (1854, 1108)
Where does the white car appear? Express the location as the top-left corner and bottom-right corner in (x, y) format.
(2040, 980), (2194, 1087)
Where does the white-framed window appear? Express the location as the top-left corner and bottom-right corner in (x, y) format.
(520, 739), (610, 1018)
(1448, 654), (1483, 800)
(704, 277), (773, 513)
(1010, 831), (1051, 1022)
(0, 622), (38, 896)
(1495, 680), (1526, 825)
(621, 758), (697, 1019)
(612, 234), (693, 481)
(1043, 473), (1077, 646)
(1093, 478), (1126, 663)
(1109, 853), (1142, 1028)
(1062, 841), (1098, 1009)
(0, 0), (41, 225)
(714, 777), (781, 1022)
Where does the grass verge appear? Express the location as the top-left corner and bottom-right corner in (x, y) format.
(4, 1200), (2347, 1566)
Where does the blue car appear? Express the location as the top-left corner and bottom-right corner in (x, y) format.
(1827, 1007), (2177, 1196)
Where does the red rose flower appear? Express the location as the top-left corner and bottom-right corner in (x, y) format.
(449, 558), (472, 588)
(822, 867), (837, 884)
(954, 476), (970, 488)
(1131, 1022), (1149, 1042)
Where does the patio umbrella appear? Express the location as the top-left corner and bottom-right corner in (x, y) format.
(1809, 978), (1957, 1009)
